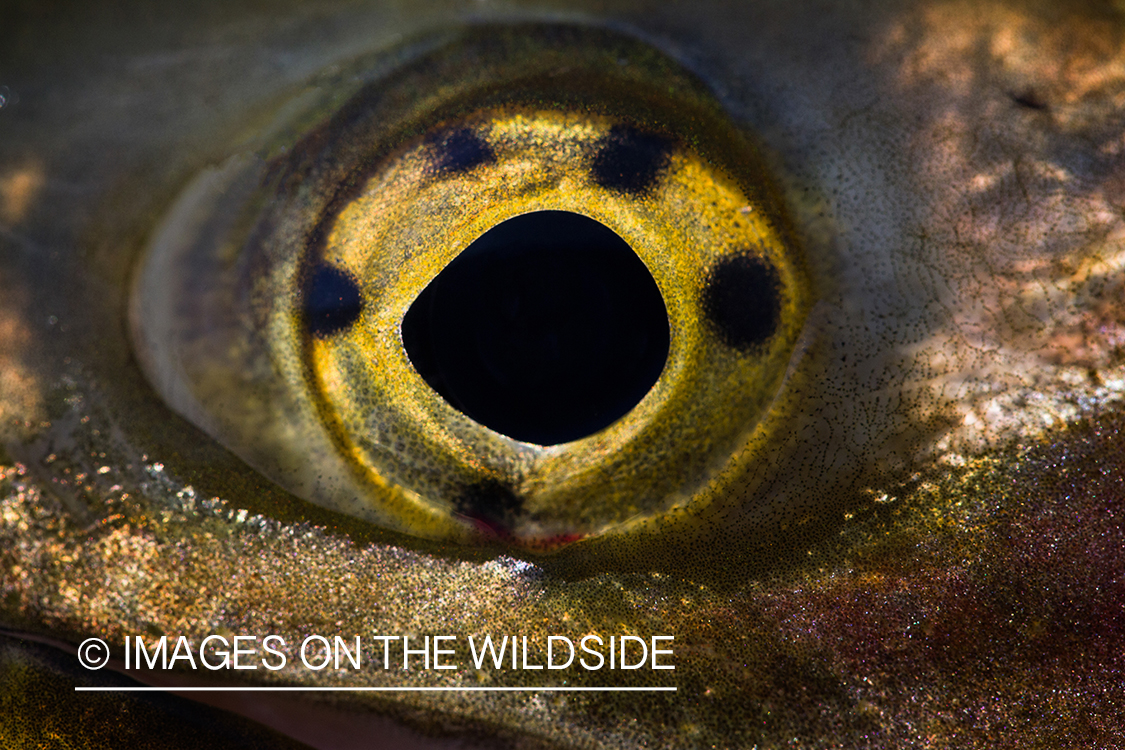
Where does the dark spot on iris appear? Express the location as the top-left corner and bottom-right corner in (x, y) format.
(431, 128), (495, 175)
(402, 210), (669, 446)
(702, 254), (782, 351)
(303, 263), (363, 337)
(455, 479), (524, 535)
(1011, 89), (1048, 111)
(591, 125), (672, 195)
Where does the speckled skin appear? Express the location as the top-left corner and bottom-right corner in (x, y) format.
(1, 0), (1124, 748)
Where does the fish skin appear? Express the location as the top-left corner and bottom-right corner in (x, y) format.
(2, 0), (1125, 748)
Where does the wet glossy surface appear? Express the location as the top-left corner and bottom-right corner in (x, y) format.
(2, 1), (1125, 747)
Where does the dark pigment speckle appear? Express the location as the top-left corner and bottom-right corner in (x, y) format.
(591, 125), (672, 194)
(431, 128), (495, 175)
(455, 479), (525, 535)
(702, 254), (782, 350)
(303, 263), (363, 337)
(1011, 90), (1048, 111)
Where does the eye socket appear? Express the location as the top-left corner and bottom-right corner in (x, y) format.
(130, 23), (813, 550)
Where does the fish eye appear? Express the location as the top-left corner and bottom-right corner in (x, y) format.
(130, 23), (815, 553)
(16, 4), (1125, 748)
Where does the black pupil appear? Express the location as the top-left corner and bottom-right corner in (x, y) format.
(402, 211), (670, 446)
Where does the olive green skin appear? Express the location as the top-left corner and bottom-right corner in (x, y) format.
(2, 1), (1125, 748)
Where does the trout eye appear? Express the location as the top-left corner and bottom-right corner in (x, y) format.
(130, 23), (811, 552)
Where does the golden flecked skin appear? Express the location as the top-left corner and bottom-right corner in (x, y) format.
(2, 1), (1125, 748)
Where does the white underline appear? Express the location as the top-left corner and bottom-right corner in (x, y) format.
(75, 686), (676, 692)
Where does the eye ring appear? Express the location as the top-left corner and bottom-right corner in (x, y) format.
(131, 23), (814, 552)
